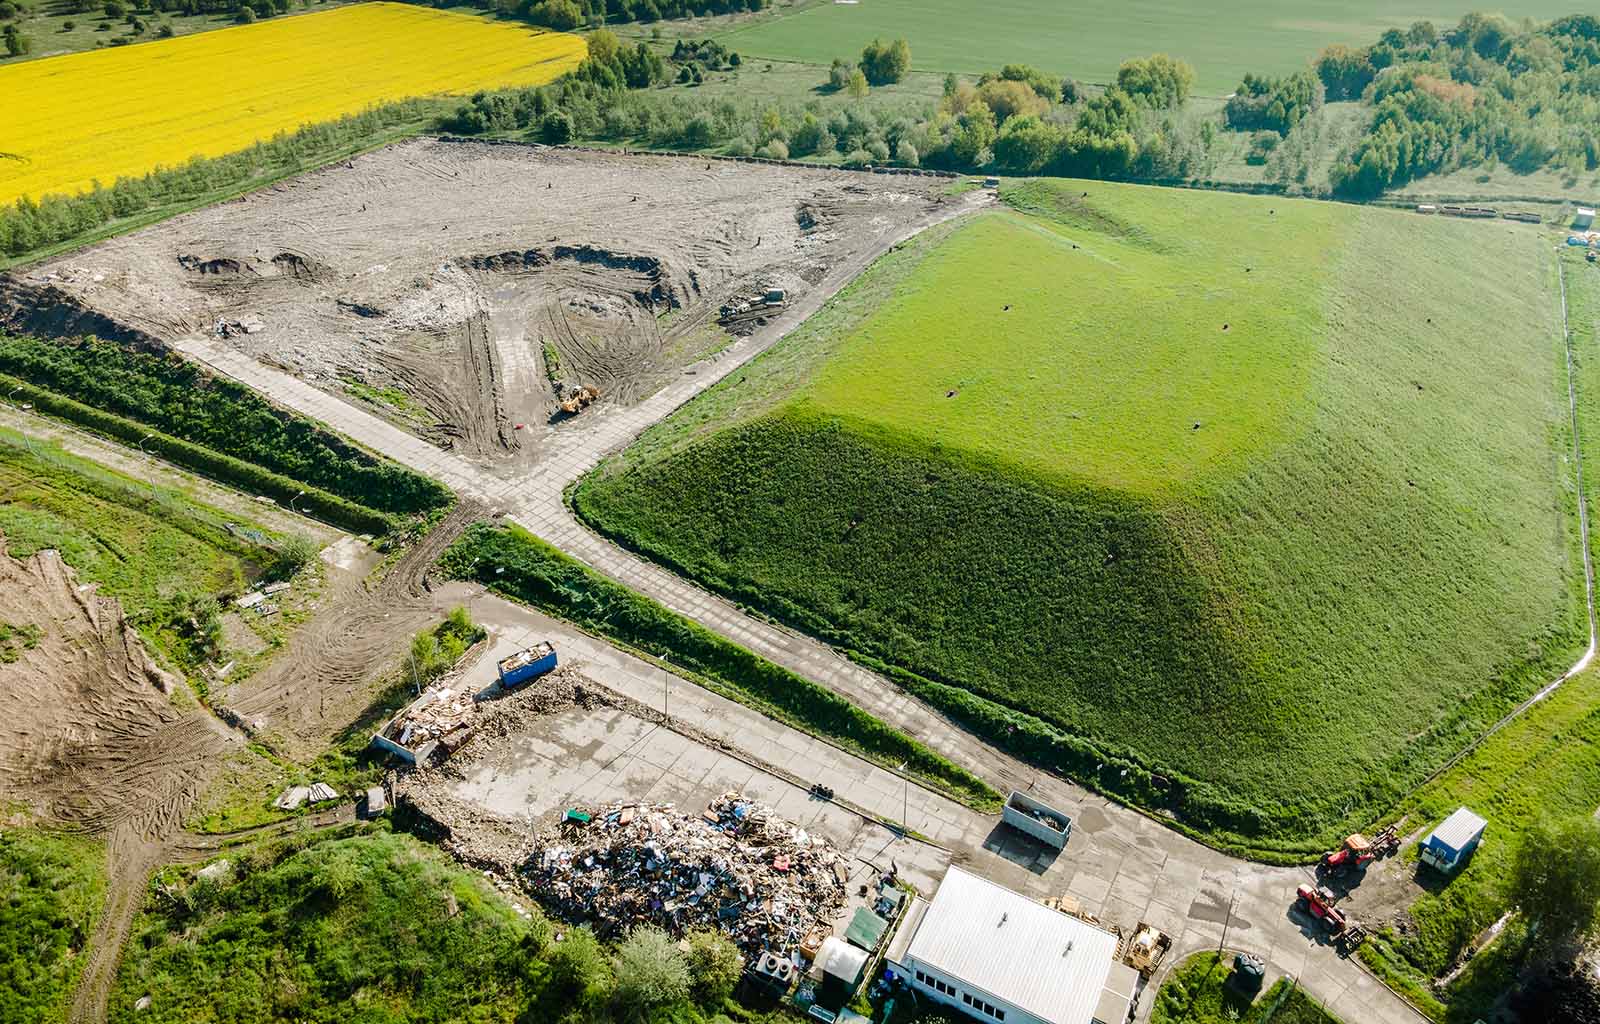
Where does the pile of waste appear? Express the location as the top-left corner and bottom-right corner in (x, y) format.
(523, 793), (848, 956)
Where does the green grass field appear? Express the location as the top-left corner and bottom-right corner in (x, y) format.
(715, 0), (1585, 95)
(574, 179), (1582, 850)
(1352, 249), (1600, 1023)
(0, 829), (106, 1024)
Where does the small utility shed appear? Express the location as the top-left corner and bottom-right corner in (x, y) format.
(1420, 806), (1486, 873)
(1575, 207), (1595, 230)
(885, 866), (1134, 1024)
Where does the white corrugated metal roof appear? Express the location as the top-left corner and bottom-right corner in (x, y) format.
(904, 866), (1119, 1024)
(1427, 806), (1486, 852)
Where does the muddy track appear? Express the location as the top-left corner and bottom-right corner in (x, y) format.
(224, 500), (485, 759)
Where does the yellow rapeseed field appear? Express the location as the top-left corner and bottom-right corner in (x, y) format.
(0, 2), (585, 205)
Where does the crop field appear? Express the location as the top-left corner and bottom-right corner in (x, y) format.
(717, 0), (1581, 95)
(0, 2), (584, 206)
(575, 179), (1582, 848)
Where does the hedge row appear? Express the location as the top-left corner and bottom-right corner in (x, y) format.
(438, 523), (1002, 813)
(0, 335), (452, 517)
(0, 373), (396, 536)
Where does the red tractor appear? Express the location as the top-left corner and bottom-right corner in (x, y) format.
(1317, 825), (1401, 878)
(1296, 884), (1348, 936)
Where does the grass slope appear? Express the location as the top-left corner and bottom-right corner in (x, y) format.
(0, 829), (106, 1024)
(716, 0), (1582, 95)
(1354, 249), (1600, 1024)
(575, 180), (1581, 849)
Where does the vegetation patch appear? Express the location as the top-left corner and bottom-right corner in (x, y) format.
(0, 427), (295, 675)
(111, 826), (785, 1024)
(0, 828), (106, 1024)
(1153, 952), (1342, 1023)
(438, 522), (1001, 812)
(574, 178), (1581, 850)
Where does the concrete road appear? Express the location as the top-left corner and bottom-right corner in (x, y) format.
(163, 188), (1427, 1024)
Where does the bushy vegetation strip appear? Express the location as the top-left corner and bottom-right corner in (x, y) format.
(438, 522), (1001, 812)
(0, 334), (451, 520)
(0, 829), (106, 1024)
(0, 372), (394, 536)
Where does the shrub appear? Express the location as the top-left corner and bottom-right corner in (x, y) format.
(613, 927), (690, 1019)
(860, 36), (910, 85)
(755, 139), (788, 160)
(685, 929), (742, 1006)
(1114, 53), (1195, 107)
(540, 109), (573, 143)
(269, 533), (319, 581)
(826, 57), (851, 91)
(547, 926), (613, 1011)
(895, 138), (920, 166)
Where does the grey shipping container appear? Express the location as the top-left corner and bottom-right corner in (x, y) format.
(1002, 790), (1072, 849)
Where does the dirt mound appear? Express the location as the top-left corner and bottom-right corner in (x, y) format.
(0, 540), (225, 838)
(0, 278), (166, 353)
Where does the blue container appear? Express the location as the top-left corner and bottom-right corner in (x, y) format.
(499, 642), (557, 688)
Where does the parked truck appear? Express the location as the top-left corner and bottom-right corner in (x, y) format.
(1002, 790), (1072, 849)
(498, 642), (557, 689)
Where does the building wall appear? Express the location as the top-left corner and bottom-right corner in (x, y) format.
(899, 958), (1044, 1024)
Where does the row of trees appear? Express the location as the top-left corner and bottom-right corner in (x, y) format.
(406, 0), (766, 33)
(445, 48), (1212, 181)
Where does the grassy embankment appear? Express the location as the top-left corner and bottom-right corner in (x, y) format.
(0, 829), (107, 1024)
(109, 826), (788, 1024)
(1354, 249), (1600, 1024)
(0, 334), (451, 535)
(0, 426), (293, 679)
(574, 179), (1582, 857)
(439, 522), (1002, 813)
(1153, 952), (1342, 1024)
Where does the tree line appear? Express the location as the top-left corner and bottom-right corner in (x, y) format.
(1230, 13), (1600, 196)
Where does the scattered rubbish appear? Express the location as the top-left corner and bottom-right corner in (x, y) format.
(196, 859), (232, 882)
(273, 785), (310, 810)
(523, 793), (849, 958)
(234, 592), (266, 610)
(373, 686), (478, 764)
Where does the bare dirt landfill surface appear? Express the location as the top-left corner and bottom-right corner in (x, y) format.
(10, 141), (942, 464)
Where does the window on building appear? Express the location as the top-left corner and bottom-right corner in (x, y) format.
(962, 994), (973, 1006)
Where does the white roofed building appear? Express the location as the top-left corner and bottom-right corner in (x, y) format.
(885, 866), (1137, 1024)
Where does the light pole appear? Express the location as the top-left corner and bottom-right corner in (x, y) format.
(289, 490), (304, 514)
(896, 761), (909, 838)
(136, 432), (155, 455)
